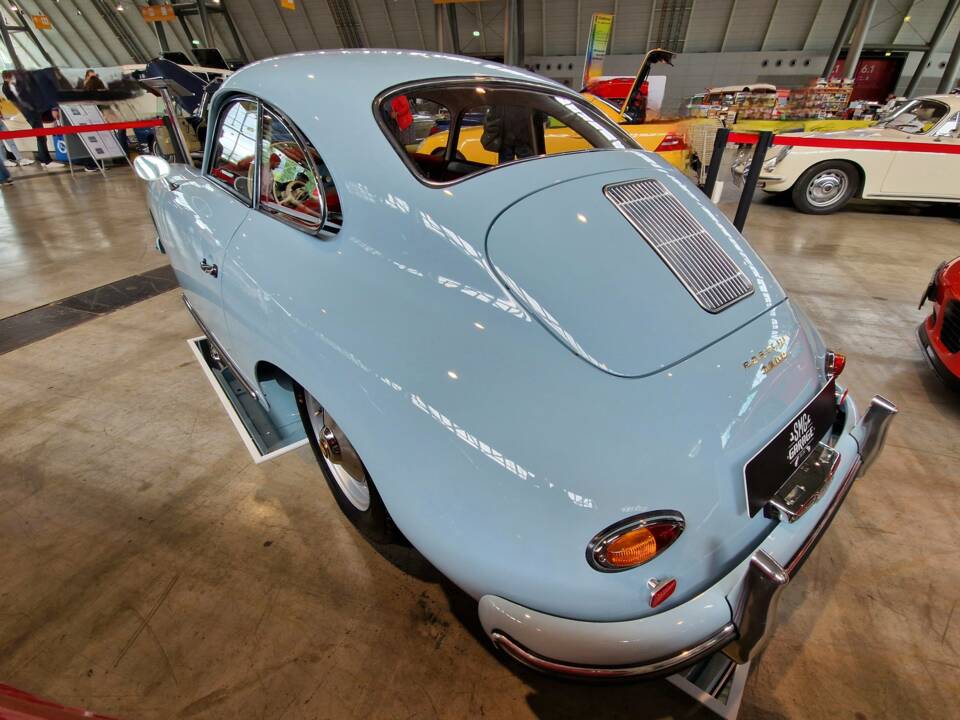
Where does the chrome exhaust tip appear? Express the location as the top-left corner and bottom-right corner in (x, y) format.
(854, 395), (898, 475)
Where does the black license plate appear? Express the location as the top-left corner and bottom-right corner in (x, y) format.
(744, 379), (837, 517)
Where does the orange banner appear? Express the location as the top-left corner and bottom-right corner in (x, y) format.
(141, 4), (176, 23)
(280, 0), (295, 9)
(32, 14), (52, 30)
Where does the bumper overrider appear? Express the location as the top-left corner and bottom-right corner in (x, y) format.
(480, 393), (897, 679)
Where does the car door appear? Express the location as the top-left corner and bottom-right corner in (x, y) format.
(879, 107), (960, 199)
(220, 103), (343, 382)
(159, 97), (259, 357)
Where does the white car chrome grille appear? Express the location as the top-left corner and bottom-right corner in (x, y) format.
(604, 179), (754, 312)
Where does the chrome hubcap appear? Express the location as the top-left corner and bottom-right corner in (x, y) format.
(806, 169), (848, 207)
(305, 394), (370, 511)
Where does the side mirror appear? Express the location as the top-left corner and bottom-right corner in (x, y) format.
(133, 154), (171, 182)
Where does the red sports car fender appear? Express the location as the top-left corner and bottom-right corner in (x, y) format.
(919, 256), (960, 388)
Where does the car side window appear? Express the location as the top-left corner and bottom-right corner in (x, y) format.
(207, 98), (259, 202)
(258, 109), (342, 234)
(933, 112), (960, 138)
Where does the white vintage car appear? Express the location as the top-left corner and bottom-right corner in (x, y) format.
(733, 94), (960, 213)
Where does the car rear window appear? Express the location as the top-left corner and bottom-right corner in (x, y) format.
(378, 80), (634, 184)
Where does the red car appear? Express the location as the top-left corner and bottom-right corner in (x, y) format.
(582, 76), (639, 107)
(918, 256), (960, 389)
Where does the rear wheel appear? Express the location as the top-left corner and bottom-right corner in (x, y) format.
(791, 161), (858, 214)
(295, 385), (396, 543)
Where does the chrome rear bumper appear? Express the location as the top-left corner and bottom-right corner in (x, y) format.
(487, 395), (897, 679)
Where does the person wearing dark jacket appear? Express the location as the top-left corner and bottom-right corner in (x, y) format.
(1, 69), (63, 168)
(82, 69), (106, 92)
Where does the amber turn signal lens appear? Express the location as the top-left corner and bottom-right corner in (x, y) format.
(604, 528), (658, 568)
(589, 515), (685, 572)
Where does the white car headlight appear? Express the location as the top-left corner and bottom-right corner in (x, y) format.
(763, 145), (792, 172)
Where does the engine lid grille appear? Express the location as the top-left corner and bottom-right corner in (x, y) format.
(604, 179), (754, 313)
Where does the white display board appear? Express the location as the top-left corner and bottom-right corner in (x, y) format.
(58, 103), (126, 161)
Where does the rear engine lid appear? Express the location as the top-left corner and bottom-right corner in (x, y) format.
(485, 169), (785, 377)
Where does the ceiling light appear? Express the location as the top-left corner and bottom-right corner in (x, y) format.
(904, 15), (911, 22)
(472, 30), (480, 37)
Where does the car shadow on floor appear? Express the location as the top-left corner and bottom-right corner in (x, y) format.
(367, 538), (725, 719)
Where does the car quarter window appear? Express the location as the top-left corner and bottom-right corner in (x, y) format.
(258, 108), (342, 234)
(207, 98), (259, 202)
(933, 111), (960, 138)
(380, 81), (633, 184)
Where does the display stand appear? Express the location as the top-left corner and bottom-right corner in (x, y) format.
(666, 654), (750, 719)
(57, 103), (131, 179)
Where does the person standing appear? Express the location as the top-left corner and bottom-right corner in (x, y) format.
(0, 114), (34, 167)
(0, 154), (12, 186)
(82, 69), (106, 92)
(1, 70), (64, 169)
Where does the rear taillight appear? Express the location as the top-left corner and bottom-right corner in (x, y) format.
(826, 350), (846, 378)
(654, 132), (687, 152)
(587, 512), (685, 572)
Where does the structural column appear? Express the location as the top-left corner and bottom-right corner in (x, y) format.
(503, 0), (523, 66)
(937, 21), (960, 93)
(821, 0), (860, 79)
(842, 0), (877, 81)
(905, 0), (959, 96)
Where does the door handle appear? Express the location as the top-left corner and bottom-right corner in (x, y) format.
(200, 259), (218, 278)
(165, 179), (180, 191)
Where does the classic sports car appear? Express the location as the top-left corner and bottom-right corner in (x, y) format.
(417, 49), (688, 169)
(918, 257), (960, 390)
(135, 50), (897, 678)
(732, 94), (960, 213)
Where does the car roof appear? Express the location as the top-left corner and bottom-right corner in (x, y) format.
(920, 94), (960, 110)
(220, 49), (562, 100)
(208, 49), (579, 186)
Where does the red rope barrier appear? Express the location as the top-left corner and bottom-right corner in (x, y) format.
(726, 130), (960, 154)
(0, 118), (164, 141)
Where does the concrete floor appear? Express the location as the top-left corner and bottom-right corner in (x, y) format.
(1, 170), (958, 719)
(0, 165), (161, 318)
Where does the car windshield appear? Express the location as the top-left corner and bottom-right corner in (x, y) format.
(877, 99), (950, 134)
(379, 79), (635, 184)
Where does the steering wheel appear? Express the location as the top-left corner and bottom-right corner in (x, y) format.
(276, 178), (309, 208)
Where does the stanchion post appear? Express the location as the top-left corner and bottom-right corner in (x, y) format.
(701, 127), (730, 200)
(733, 131), (773, 233)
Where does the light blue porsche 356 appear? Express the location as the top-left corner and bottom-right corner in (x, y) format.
(135, 50), (897, 679)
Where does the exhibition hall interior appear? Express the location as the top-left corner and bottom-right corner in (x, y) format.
(1, 0), (959, 718)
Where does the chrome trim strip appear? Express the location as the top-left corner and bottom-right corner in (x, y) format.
(181, 294), (264, 408)
(604, 179), (754, 313)
(784, 457), (861, 577)
(490, 623), (737, 679)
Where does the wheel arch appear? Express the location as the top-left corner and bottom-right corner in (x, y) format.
(791, 156), (866, 197)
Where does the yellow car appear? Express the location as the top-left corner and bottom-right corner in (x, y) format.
(416, 49), (688, 170)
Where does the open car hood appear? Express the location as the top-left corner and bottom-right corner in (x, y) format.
(486, 166), (785, 377)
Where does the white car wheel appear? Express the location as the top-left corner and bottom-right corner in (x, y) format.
(305, 393), (370, 511)
(295, 384), (396, 543)
(806, 168), (849, 208)
(792, 161), (859, 214)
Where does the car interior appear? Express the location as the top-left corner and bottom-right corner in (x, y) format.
(381, 83), (629, 183)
